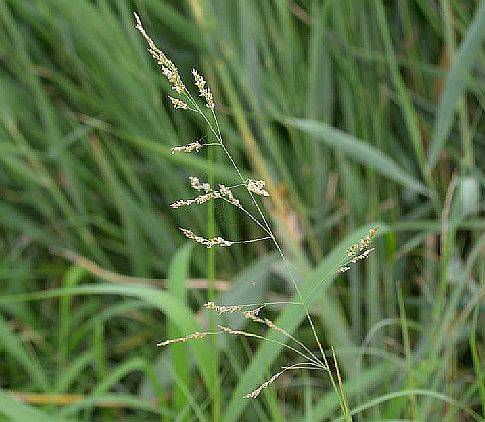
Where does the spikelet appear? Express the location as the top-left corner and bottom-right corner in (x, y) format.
(171, 141), (203, 154)
(244, 370), (286, 399)
(192, 68), (215, 110)
(171, 183), (241, 209)
(219, 184), (240, 206)
(168, 96), (189, 110)
(204, 302), (244, 314)
(204, 302), (263, 316)
(189, 176), (211, 192)
(157, 331), (208, 347)
(243, 305), (264, 318)
(134, 13), (185, 94)
(346, 227), (378, 257)
(180, 228), (233, 248)
(247, 179), (270, 197)
(218, 325), (257, 338)
(170, 192), (218, 208)
(350, 247), (375, 263)
(244, 312), (289, 338)
(340, 227), (378, 272)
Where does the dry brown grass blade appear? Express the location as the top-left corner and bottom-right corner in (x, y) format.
(10, 392), (158, 407)
(54, 249), (229, 291)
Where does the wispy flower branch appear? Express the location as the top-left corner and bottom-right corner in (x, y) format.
(134, 14), (374, 415)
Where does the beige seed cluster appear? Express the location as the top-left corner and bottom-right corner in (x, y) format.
(219, 184), (240, 206)
(168, 96), (189, 109)
(218, 325), (257, 338)
(346, 228), (378, 257)
(204, 302), (263, 316)
(189, 176), (211, 192)
(170, 192), (216, 208)
(171, 180), (240, 209)
(180, 228), (233, 248)
(340, 228), (378, 273)
(244, 312), (288, 337)
(244, 370), (286, 399)
(170, 141), (203, 154)
(204, 302), (244, 314)
(243, 306), (264, 318)
(247, 179), (270, 197)
(349, 247), (375, 263)
(192, 68), (215, 110)
(156, 331), (207, 347)
(134, 13), (185, 94)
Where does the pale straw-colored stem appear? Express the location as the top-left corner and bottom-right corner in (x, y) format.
(188, 88), (335, 378)
(218, 326), (323, 367)
(246, 313), (323, 368)
(233, 237), (272, 245)
(332, 346), (351, 418)
(184, 68), (342, 408)
(244, 362), (326, 399)
(134, 17), (345, 410)
(235, 301), (302, 308)
(208, 111), (334, 375)
(219, 195), (271, 236)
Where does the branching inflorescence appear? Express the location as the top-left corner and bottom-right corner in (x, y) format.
(134, 13), (376, 414)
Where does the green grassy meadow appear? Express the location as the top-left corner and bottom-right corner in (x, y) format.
(0, 0), (484, 420)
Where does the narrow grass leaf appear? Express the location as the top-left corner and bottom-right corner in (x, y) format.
(167, 243), (193, 415)
(0, 315), (50, 392)
(333, 389), (483, 421)
(0, 390), (54, 422)
(0, 284), (217, 396)
(223, 223), (388, 421)
(285, 118), (429, 196)
(428, 1), (485, 168)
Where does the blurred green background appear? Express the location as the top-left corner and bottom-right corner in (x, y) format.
(0, 0), (484, 420)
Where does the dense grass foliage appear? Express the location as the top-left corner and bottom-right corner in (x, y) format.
(0, 0), (484, 420)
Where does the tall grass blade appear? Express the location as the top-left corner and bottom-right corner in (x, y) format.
(285, 118), (429, 195)
(428, 1), (485, 168)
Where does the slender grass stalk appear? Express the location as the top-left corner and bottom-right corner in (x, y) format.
(207, 129), (220, 421)
(58, 266), (85, 389)
(441, 0), (474, 168)
(130, 13), (378, 416)
(397, 282), (418, 420)
(182, 66), (350, 417)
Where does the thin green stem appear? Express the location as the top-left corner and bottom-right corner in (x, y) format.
(397, 282), (418, 420)
(207, 127), (220, 422)
(210, 106), (346, 415)
(185, 81), (346, 417)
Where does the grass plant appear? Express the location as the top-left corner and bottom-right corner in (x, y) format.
(0, 1), (484, 420)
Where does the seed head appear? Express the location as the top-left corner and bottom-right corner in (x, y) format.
(247, 179), (270, 197)
(171, 141), (202, 154)
(170, 192), (217, 208)
(157, 331), (208, 347)
(244, 370), (286, 399)
(168, 96), (189, 109)
(134, 13), (185, 94)
(180, 228), (233, 248)
(204, 302), (244, 314)
(192, 68), (215, 110)
(189, 176), (211, 192)
(346, 227), (378, 257)
(219, 184), (240, 206)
